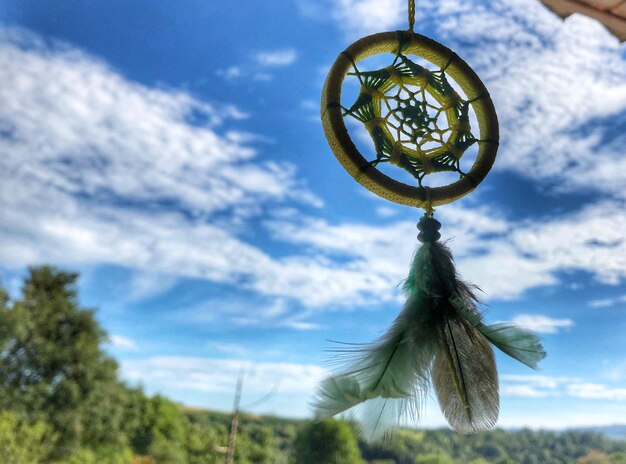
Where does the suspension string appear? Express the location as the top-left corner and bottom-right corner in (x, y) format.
(408, 0), (415, 31)
(423, 186), (434, 216)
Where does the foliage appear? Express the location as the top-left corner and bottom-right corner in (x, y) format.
(360, 427), (626, 464)
(51, 446), (134, 464)
(576, 450), (626, 463)
(413, 453), (455, 464)
(132, 394), (188, 462)
(0, 410), (55, 463)
(293, 418), (365, 464)
(0, 267), (127, 458)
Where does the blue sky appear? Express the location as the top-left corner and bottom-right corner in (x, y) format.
(1, 0), (626, 430)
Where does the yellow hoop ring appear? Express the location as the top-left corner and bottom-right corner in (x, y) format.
(321, 30), (499, 208)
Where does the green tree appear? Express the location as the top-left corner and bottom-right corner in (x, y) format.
(131, 394), (188, 463)
(414, 453), (454, 464)
(0, 410), (55, 463)
(577, 450), (626, 464)
(51, 446), (133, 464)
(293, 419), (364, 464)
(186, 421), (226, 464)
(0, 267), (128, 458)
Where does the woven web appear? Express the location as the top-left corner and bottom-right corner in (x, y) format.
(343, 53), (477, 185)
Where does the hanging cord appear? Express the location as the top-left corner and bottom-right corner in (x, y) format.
(423, 186), (434, 217)
(408, 0), (415, 31)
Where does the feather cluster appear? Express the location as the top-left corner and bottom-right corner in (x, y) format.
(313, 216), (546, 439)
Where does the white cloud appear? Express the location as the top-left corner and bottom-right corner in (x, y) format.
(2, 28), (389, 309)
(227, 299), (323, 330)
(456, 243), (557, 301)
(331, 0), (404, 38)
(218, 48), (297, 81)
(588, 298), (616, 308)
(430, 2), (626, 199)
(263, 203), (511, 299)
(501, 384), (548, 398)
(568, 383), (626, 401)
(446, 200), (626, 300)
(121, 356), (326, 395)
(125, 271), (179, 302)
(0, 27), (317, 217)
(375, 206), (399, 218)
(167, 297), (321, 330)
(297, 0), (404, 38)
(510, 314), (574, 334)
(509, 202), (626, 286)
(589, 294), (626, 308)
(259, 199), (626, 305)
(501, 374), (579, 390)
(497, 410), (626, 429)
(216, 66), (243, 80)
(110, 335), (138, 351)
(207, 342), (284, 358)
(255, 49), (297, 67)
(209, 342), (249, 356)
(501, 374), (626, 402)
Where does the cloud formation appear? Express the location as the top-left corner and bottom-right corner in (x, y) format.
(2, 27), (375, 308)
(296, 0), (404, 37)
(588, 294), (626, 308)
(510, 314), (574, 334)
(109, 335), (138, 351)
(3, 13), (626, 317)
(122, 356), (326, 395)
(501, 374), (626, 401)
(255, 48), (298, 67)
(218, 47), (298, 81)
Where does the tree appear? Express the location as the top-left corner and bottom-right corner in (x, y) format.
(186, 421), (225, 464)
(0, 267), (127, 458)
(0, 410), (55, 463)
(131, 395), (188, 464)
(577, 450), (626, 464)
(293, 419), (364, 464)
(414, 453), (455, 464)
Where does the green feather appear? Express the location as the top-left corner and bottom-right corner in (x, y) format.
(450, 294), (547, 369)
(477, 323), (547, 370)
(313, 217), (547, 439)
(421, 241), (500, 434)
(313, 246), (440, 440)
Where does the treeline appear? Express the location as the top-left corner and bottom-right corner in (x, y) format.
(0, 267), (231, 463)
(198, 410), (626, 464)
(1, 267), (625, 463)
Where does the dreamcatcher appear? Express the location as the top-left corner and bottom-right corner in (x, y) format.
(314, 0), (546, 438)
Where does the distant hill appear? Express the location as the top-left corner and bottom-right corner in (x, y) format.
(575, 425), (626, 441)
(187, 408), (626, 464)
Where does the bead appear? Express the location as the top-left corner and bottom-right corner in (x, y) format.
(417, 216), (441, 243)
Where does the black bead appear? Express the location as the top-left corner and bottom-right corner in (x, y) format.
(417, 215), (441, 243)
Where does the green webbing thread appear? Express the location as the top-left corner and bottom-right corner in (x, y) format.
(341, 51), (477, 186)
(408, 0), (415, 31)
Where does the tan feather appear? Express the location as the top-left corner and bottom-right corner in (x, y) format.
(432, 317), (499, 434)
